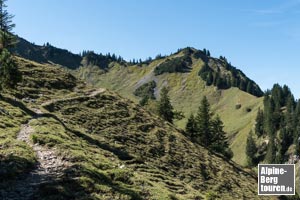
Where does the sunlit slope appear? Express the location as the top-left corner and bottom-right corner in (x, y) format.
(0, 57), (272, 199)
(76, 54), (264, 166)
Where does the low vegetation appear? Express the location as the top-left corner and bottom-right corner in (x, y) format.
(154, 55), (192, 75)
(198, 57), (263, 97)
(134, 80), (156, 105)
(0, 98), (34, 178)
(0, 57), (269, 199)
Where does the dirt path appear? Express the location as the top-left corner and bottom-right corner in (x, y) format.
(0, 88), (105, 199)
(0, 112), (69, 200)
(41, 87), (106, 107)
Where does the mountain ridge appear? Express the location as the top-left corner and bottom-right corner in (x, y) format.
(11, 36), (264, 166)
(0, 56), (273, 199)
(12, 37), (263, 97)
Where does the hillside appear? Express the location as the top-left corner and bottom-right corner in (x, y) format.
(11, 37), (123, 70)
(0, 57), (273, 199)
(11, 39), (265, 165)
(75, 47), (264, 166)
(11, 37), (82, 69)
(11, 38), (266, 165)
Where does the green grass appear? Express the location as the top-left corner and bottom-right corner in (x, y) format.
(33, 87), (269, 199)
(75, 55), (264, 166)
(0, 99), (35, 178)
(0, 56), (271, 199)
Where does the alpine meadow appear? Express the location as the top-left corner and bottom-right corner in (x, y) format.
(1, 0), (300, 200)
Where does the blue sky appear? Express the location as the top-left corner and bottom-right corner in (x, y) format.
(7, 0), (300, 96)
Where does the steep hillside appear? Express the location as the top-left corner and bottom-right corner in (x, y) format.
(11, 37), (124, 70)
(0, 57), (272, 199)
(12, 39), (265, 165)
(12, 37), (82, 69)
(75, 48), (264, 165)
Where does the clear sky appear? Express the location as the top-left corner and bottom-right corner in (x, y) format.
(6, 0), (300, 96)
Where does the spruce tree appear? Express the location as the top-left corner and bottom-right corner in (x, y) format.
(255, 108), (264, 136)
(0, 0), (16, 51)
(0, 0), (20, 89)
(210, 115), (232, 159)
(265, 135), (276, 163)
(245, 131), (257, 166)
(0, 49), (21, 88)
(263, 95), (275, 135)
(206, 71), (213, 86)
(246, 81), (252, 94)
(195, 96), (211, 146)
(188, 96), (232, 158)
(207, 50), (210, 57)
(186, 114), (197, 139)
(158, 87), (174, 123)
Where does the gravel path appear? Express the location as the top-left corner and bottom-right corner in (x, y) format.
(0, 112), (69, 200)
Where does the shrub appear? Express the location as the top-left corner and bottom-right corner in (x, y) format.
(154, 56), (191, 75)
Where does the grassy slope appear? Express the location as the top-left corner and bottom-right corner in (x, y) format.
(0, 57), (273, 199)
(76, 55), (263, 166)
(0, 98), (34, 178)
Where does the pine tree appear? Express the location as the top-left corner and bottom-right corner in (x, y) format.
(263, 95), (275, 135)
(245, 131), (257, 166)
(239, 80), (246, 91)
(0, 0), (16, 51)
(158, 87), (174, 123)
(195, 96), (211, 146)
(187, 96), (232, 158)
(210, 115), (232, 159)
(206, 71), (213, 86)
(0, 0), (20, 89)
(186, 114), (197, 139)
(0, 49), (21, 88)
(207, 50), (211, 57)
(265, 135), (276, 163)
(255, 108), (264, 136)
(246, 81), (252, 94)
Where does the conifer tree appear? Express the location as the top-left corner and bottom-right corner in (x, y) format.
(206, 71), (213, 86)
(187, 96), (232, 158)
(263, 95), (275, 135)
(0, 49), (21, 88)
(246, 81), (252, 94)
(210, 115), (232, 159)
(265, 135), (276, 163)
(246, 131), (257, 166)
(255, 108), (264, 136)
(186, 114), (197, 139)
(207, 50), (210, 57)
(0, 0), (16, 50)
(195, 96), (211, 146)
(158, 87), (174, 123)
(0, 0), (20, 89)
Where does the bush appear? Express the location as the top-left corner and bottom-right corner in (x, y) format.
(0, 49), (22, 89)
(197, 58), (264, 97)
(109, 169), (133, 184)
(134, 81), (156, 100)
(154, 56), (191, 75)
(235, 104), (241, 109)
